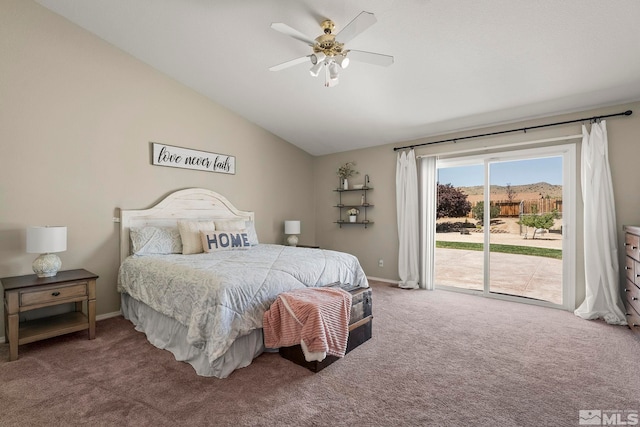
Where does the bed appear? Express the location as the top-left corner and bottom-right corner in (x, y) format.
(117, 188), (368, 378)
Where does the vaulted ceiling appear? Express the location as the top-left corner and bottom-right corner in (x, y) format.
(36, 0), (640, 156)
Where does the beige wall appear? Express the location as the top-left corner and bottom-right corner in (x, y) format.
(314, 101), (640, 309)
(0, 0), (315, 334)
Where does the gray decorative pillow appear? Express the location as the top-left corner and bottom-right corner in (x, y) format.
(244, 221), (259, 246)
(130, 227), (182, 255)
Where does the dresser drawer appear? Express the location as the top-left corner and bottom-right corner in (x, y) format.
(626, 303), (640, 335)
(625, 281), (640, 316)
(20, 282), (88, 307)
(625, 257), (635, 282)
(625, 233), (640, 261)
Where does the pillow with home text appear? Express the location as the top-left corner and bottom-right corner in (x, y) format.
(200, 231), (252, 252)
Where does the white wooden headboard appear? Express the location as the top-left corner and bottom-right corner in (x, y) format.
(119, 188), (254, 263)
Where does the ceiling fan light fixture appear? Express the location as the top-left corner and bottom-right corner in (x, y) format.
(309, 61), (323, 77)
(328, 61), (340, 80)
(310, 52), (326, 65)
(336, 55), (350, 69)
(270, 11), (393, 88)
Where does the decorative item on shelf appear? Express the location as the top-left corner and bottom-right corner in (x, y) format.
(337, 161), (358, 190)
(284, 220), (300, 246)
(26, 226), (67, 277)
(347, 208), (360, 223)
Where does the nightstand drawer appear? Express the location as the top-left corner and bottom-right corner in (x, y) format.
(20, 282), (88, 307)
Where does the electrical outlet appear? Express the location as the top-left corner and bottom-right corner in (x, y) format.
(378, 259), (383, 267)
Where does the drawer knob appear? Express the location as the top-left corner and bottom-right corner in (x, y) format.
(51, 291), (61, 297)
(625, 266), (631, 270)
(624, 242), (629, 247)
(625, 288), (630, 292)
(634, 297), (639, 301)
(634, 246), (639, 250)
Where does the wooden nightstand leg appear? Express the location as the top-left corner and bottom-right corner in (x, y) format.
(88, 299), (95, 340)
(8, 313), (19, 361)
(87, 278), (96, 340)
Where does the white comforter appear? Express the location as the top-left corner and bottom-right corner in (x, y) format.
(117, 244), (368, 363)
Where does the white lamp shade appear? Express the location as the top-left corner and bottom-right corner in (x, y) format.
(336, 55), (350, 69)
(310, 52), (326, 65)
(27, 226), (67, 253)
(284, 220), (300, 235)
(309, 61), (323, 77)
(328, 61), (340, 80)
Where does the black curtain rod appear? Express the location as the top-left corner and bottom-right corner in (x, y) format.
(393, 110), (633, 152)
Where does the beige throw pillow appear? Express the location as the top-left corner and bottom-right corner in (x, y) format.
(178, 220), (216, 254)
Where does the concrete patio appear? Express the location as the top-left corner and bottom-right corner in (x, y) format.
(435, 221), (563, 305)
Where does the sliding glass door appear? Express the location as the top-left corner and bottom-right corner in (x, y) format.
(435, 161), (484, 292)
(434, 145), (575, 309)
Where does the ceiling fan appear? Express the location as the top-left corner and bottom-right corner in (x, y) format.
(269, 11), (394, 87)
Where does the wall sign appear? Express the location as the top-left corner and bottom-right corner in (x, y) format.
(151, 142), (236, 175)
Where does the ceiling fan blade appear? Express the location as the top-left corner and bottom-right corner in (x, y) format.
(347, 49), (394, 67)
(335, 11), (377, 44)
(270, 23), (316, 46)
(269, 56), (310, 72)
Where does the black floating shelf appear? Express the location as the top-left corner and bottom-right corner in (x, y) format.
(334, 187), (373, 192)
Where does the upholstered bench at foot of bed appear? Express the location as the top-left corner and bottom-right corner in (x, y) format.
(278, 286), (373, 372)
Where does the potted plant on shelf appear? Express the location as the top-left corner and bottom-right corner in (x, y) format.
(337, 161), (359, 190)
(347, 208), (360, 223)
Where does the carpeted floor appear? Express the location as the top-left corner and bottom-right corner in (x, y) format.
(1, 280), (639, 426)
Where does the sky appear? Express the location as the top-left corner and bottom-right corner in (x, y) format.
(437, 156), (563, 187)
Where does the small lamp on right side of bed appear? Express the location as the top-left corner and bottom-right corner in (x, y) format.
(284, 220), (300, 246)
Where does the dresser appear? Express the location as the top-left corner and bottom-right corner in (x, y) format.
(623, 226), (640, 336)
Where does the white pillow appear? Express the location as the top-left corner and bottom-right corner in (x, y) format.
(201, 231), (252, 252)
(214, 219), (259, 246)
(178, 220), (216, 254)
(130, 226), (182, 255)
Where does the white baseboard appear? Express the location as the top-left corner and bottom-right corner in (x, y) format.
(367, 276), (399, 285)
(0, 310), (122, 343)
(97, 310), (122, 321)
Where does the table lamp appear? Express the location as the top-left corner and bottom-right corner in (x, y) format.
(284, 220), (300, 246)
(26, 226), (67, 277)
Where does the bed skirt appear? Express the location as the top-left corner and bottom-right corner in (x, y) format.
(120, 293), (265, 378)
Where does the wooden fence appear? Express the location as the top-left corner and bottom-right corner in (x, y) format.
(467, 198), (562, 218)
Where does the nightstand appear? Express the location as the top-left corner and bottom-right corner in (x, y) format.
(1, 269), (98, 361)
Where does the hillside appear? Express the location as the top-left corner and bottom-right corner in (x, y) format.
(457, 182), (562, 203)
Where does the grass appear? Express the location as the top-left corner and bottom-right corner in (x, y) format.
(436, 240), (562, 259)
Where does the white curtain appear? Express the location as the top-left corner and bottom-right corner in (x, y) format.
(419, 156), (437, 290)
(396, 149), (419, 289)
(574, 120), (627, 324)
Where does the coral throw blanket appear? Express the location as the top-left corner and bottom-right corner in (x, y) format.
(263, 287), (352, 362)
